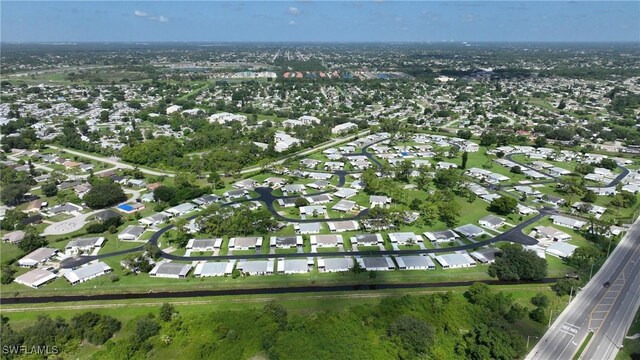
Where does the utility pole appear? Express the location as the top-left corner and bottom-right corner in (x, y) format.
(569, 286), (574, 303)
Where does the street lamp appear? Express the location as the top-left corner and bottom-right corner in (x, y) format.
(603, 332), (623, 350)
(527, 335), (539, 350)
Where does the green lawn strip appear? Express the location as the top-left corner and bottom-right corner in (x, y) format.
(2, 283), (561, 329)
(573, 331), (594, 360)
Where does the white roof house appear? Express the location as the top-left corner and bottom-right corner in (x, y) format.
(277, 258), (311, 274)
(236, 259), (275, 275)
(229, 236), (262, 250)
(186, 238), (222, 251)
(208, 112), (247, 124)
(351, 233), (383, 246)
(64, 261), (112, 285)
(118, 225), (146, 241)
(310, 234), (343, 248)
(454, 224), (485, 238)
(14, 268), (57, 288)
(357, 256), (395, 271)
(395, 255), (435, 270)
(331, 122), (358, 135)
(270, 236), (303, 248)
(327, 220), (360, 232)
(65, 237), (105, 255)
(478, 215), (505, 229)
(18, 247), (58, 268)
(550, 215), (587, 230)
(318, 257), (353, 272)
(388, 232), (423, 245)
(194, 261), (235, 277)
(470, 248), (501, 264)
(332, 199), (357, 212)
(370, 195), (391, 208)
(424, 230), (459, 243)
(435, 253), (476, 269)
(166, 203), (197, 216)
(149, 262), (192, 279)
(546, 242), (578, 258)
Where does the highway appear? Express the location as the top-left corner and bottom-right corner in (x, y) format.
(526, 217), (640, 360)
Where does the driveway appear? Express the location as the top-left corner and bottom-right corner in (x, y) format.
(42, 210), (98, 236)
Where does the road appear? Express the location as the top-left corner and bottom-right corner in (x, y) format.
(579, 218), (640, 360)
(238, 129), (371, 174)
(49, 130), (371, 178)
(47, 145), (176, 177)
(526, 217), (640, 360)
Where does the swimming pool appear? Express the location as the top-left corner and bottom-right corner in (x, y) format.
(118, 204), (135, 212)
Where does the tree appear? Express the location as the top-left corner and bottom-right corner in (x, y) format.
(457, 129), (472, 139)
(387, 316), (434, 358)
(41, 181), (58, 197)
(566, 246), (602, 270)
(362, 168), (380, 194)
(530, 293), (550, 308)
(294, 197), (309, 208)
(70, 312), (121, 345)
(1, 183), (29, 206)
(488, 246), (548, 281)
(154, 185), (177, 202)
(510, 165), (523, 174)
(552, 278), (580, 296)
(134, 317), (160, 343)
(1, 209), (27, 231)
(352, 258), (364, 274)
(84, 180), (126, 209)
(159, 303), (176, 322)
(438, 201), (460, 227)
(529, 307), (547, 324)
(598, 158), (617, 171)
(1, 266), (16, 284)
(433, 168), (461, 190)
(208, 172), (224, 189)
(479, 131), (497, 147)
(488, 197), (518, 215)
(460, 151), (469, 169)
(534, 136), (547, 147)
(394, 160), (413, 183)
(582, 190), (597, 203)
(17, 227), (48, 253)
(457, 323), (525, 360)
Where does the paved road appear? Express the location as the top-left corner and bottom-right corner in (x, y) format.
(505, 153), (629, 188)
(239, 129), (371, 175)
(59, 207), (546, 268)
(579, 218), (640, 360)
(48, 145), (176, 177)
(526, 217), (640, 360)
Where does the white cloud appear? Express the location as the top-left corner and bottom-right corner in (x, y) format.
(462, 14), (475, 23)
(288, 7), (300, 16)
(289, 20), (297, 25)
(134, 10), (169, 23)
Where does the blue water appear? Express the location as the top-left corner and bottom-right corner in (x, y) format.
(118, 204), (135, 211)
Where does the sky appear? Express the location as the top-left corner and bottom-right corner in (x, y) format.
(1, 1), (639, 43)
